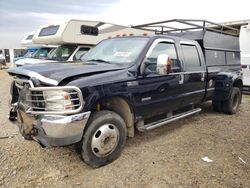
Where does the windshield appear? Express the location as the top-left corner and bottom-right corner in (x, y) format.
(31, 48), (53, 59)
(47, 45), (77, 61)
(81, 37), (149, 65)
(24, 49), (38, 58)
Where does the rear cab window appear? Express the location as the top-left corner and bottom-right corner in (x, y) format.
(180, 43), (202, 71)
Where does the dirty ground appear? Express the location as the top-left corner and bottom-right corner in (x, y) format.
(0, 70), (249, 188)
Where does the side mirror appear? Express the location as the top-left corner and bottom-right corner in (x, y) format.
(157, 54), (172, 75)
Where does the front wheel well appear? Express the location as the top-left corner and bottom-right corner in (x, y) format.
(91, 97), (135, 138)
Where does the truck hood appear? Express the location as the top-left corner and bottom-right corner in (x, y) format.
(15, 58), (56, 66)
(7, 62), (126, 86)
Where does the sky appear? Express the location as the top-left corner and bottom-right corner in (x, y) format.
(0, 0), (249, 48)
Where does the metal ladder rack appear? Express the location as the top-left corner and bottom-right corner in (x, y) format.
(132, 19), (240, 37)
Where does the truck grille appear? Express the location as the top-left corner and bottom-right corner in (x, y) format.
(14, 79), (84, 115)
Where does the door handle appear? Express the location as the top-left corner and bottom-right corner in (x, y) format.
(201, 72), (205, 82)
(179, 74), (184, 84)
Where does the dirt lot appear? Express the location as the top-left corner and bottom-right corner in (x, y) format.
(0, 69), (249, 188)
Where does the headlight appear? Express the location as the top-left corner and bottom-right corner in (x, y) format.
(43, 90), (73, 111)
(27, 86), (83, 115)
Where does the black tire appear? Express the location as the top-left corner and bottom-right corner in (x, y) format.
(8, 108), (17, 121)
(81, 110), (127, 167)
(212, 100), (223, 112)
(222, 87), (241, 115)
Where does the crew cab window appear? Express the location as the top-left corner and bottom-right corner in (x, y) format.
(73, 47), (90, 60)
(147, 42), (180, 72)
(181, 44), (201, 68)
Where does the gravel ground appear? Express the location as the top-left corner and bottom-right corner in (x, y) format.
(0, 69), (249, 188)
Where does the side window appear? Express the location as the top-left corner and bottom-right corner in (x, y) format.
(226, 52), (240, 65)
(205, 50), (226, 65)
(73, 47), (90, 60)
(147, 42), (180, 72)
(181, 44), (201, 69)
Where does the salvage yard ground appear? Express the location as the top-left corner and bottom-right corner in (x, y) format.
(0, 70), (249, 187)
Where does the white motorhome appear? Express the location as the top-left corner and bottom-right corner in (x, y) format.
(240, 23), (250, 90)
(21, 31), (36, 47)
(16, 19), (153, 66)
(15, 31), (57, 66)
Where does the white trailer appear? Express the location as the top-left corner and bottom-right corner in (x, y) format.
(32, 19), (152, 45)
(21, 31), (36, 47)
(240, 23), (250, 90)
(20, 19), (153, 65)
(15, 31), (58, 66)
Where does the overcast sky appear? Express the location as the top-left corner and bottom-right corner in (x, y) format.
(0, 0), (249, 48)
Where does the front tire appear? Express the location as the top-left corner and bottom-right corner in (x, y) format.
(81, 110), (127, 167)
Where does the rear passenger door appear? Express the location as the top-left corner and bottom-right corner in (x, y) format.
(179, 41), (206, 107)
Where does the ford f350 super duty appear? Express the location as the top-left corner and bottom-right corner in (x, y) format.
(7, 20), (243, 167)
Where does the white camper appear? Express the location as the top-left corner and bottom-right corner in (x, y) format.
(21, 31), (36, 47)
(15, 31), (57, 66)
(25, 19), (153, 64)
(240, 23), (250, 90)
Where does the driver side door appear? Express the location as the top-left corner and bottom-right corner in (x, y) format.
(131, 39), (184, 118)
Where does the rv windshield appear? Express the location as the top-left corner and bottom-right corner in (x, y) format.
(47, 45), (77, 61)
(31, 47), (53, 59)
(81, 37), (149, 65)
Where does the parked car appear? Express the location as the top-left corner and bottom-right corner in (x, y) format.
(7, 20), (243, 167)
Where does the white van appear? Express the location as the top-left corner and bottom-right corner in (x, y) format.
(16, 19), (153, 66)
(240, 23), (250, 90)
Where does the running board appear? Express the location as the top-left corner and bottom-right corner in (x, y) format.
(141, 108), (202, 131)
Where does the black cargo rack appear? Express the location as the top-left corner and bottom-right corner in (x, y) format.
(133, 19), (241, 67)
(132, 19), (239, 37)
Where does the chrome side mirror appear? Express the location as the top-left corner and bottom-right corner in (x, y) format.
(157, 54), (171, 75)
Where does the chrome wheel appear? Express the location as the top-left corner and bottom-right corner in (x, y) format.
(91, 124), (119, 157)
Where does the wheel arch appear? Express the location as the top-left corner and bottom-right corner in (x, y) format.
(232, 78), (243, 91)
(86, 96), (135, 138)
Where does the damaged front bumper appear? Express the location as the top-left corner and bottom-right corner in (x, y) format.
(16, 110), (90, 147)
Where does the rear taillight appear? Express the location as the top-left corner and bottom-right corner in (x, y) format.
(241, 65), (247, 69)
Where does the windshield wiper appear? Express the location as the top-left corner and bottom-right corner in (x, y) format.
(86, 59), (111, 64)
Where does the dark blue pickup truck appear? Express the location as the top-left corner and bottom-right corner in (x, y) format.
(7, 20), (243, 167)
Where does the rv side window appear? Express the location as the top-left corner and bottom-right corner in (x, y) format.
(205, 50), (226, 65)
(73, 47), (90, 60)
(26, 35), (33, 40)
(181, 44), (201, 68)
(81, 25), (99, 36)
(39, 25), (59, 36)
(226, 52), (240, 65)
